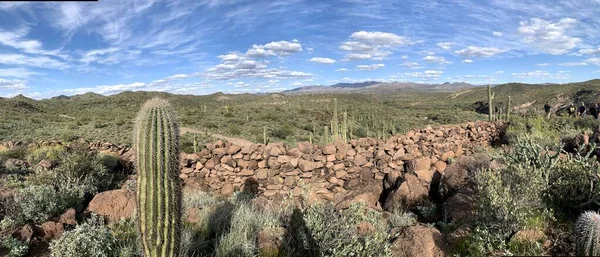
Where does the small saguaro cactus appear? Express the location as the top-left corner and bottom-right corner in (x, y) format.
(487, 85), (495, 121)
(575, 211), (600, 256)
(134, 98), (182, 257)
(342, 111), (348, 142)
(332, 98), (339, 141)
(506, 96), (512, 121)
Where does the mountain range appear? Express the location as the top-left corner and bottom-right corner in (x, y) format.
(283, 81), (477, 94)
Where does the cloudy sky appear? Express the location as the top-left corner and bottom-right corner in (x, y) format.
(1, 0), (600, 99)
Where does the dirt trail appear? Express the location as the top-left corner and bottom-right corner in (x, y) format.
(450, 89), (475, 99)
(180, 127), (253, 147)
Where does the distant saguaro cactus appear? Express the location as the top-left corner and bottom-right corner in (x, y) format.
(575, 211), (600, 256)
(506, 96), (512, 121)
(487, 85), (495, 121)
(134, 98), (182, 257)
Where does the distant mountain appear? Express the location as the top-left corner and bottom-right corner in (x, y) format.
(69, 92), (105, 101)
(284, 81), (476, 94)
(51, 95), (70, 100)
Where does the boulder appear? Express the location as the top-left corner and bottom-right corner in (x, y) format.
(34, 221), (64, 241)
(323, 144), (337, 155)
(443, 190), (474, 223)
(12, 224), (34, 243)
(390, 225), (446, 257)
(59, 208), (77, 225)
(298, 159), (315, 172)
(384, 174), (429, 211)
(86, 189), (136, 224)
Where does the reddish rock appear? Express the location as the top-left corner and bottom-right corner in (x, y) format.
(59, 208), (77, 225)
(35, 221), (64, 241)
(298, 159), (315, 172)
(297, 142), (314, 154)
(391, 225), (446, 257)
(227, 145), (242, 155)
(256, 169), (269, 179)
(384, 174), (429, 211)
(86, 189), (136, 224)
(12, 224), (34, 243)
(323, 144), (337, 155)
(440, 151), (455, 161)
(354, 154), (368, 166)
(356, 221), (376, 236)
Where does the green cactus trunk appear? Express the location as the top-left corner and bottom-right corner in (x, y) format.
(487, 85), (495, 121)
(506, 96), (511, 121)
(134, 98), (182, 257)
(332, 98), (339, 141)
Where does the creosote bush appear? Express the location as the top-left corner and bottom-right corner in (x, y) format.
(0, 235), (29, 257)
(17, 183), (84, 223)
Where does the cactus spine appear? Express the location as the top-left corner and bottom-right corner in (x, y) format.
(575, 211), (600, 256)
(134, 98), (182, 257)
(487, 85), (495, 121)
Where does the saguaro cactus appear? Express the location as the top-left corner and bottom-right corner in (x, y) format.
(342, 111), (348, 142)
(487, 85), (495, 121)
(575, 211), (600, 256)
(506, 96), (511, 121)
(332, 98), (339, 141)
(134, 98), (182, 257)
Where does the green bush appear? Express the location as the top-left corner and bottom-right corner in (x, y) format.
(0, 235), (29, 257)
(546, 149), (600, 216)
(26, 145), (66, 165)
(387, 209), (417, 228)
(50, 215), (117, 257)
(110, 218), (141, 257)
(504, 116), (559, 148)
(16, 183), (85, 223)
(30, 146), (111, 196)
(303, 203), (390, 257)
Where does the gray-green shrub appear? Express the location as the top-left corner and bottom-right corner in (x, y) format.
(17, 183), (85, 223)
(303, 203), (390, 257)
(0, 235), (29, 257)
(50, 215), (117, 257)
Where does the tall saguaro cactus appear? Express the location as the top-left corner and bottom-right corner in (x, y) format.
(134, 98), (182, 257)
(487, 85), (495, 121)
(332, 98), (339, 141)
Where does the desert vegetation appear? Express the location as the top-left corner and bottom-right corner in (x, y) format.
(2, 81), (600, 256)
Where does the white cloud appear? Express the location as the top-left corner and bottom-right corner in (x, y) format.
(400, 62), (422, 69)
(576, 47), (600, 56)
(518, 18), (581, 55)
(165, 74), (192, 80)
(349, 31), (411, 46)
(401, 55), (409, 59)
(585, 57), (600, 65)
(0, 68), (37, 78)
(345, 53), (372, 60)
(559, 62), (588, 66)
(492, 31), (503, 37)
(0, 54), (67, 69)
(356, 63), (385, 71)
(309, 57), (336, 64)
(512, 70), (570, 79)
(423, 55), (450, 64)
(455, 46), (506, 57)
(0, 79), (27, 90)
(495, 71), (505, 74)
(436, 42), (454, 50)
(537, 63), (550, 66)
(463, 59), (473, 63)
(246, 40), (303, 57)
(403, 70), (443, 80)
(336, 68), (351, 72)
(340, 31), (410, 61)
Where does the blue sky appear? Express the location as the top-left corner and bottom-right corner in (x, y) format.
(1, 0), (600, 99)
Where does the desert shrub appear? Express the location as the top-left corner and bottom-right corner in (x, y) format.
(303, 202), (390, 257)
(16, 183), (85, 223)
(546, 149), (600, 216)
(0, 147), (27, 162)
(508, 233), (545, 256)
(387, 209), (417, 228)
(215, 200), (280, 257)
(456, 226), (510, 256)
(30, 146), (111, 195)
(50, 215), (117, 257)
(99, 152), (120, 171)
(0, 235), (29, 257)
(472, 137), (557, 254)
(26, 145), (66, 165)
(110, 218), (140, 257)
(504, 116), (559, 147)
